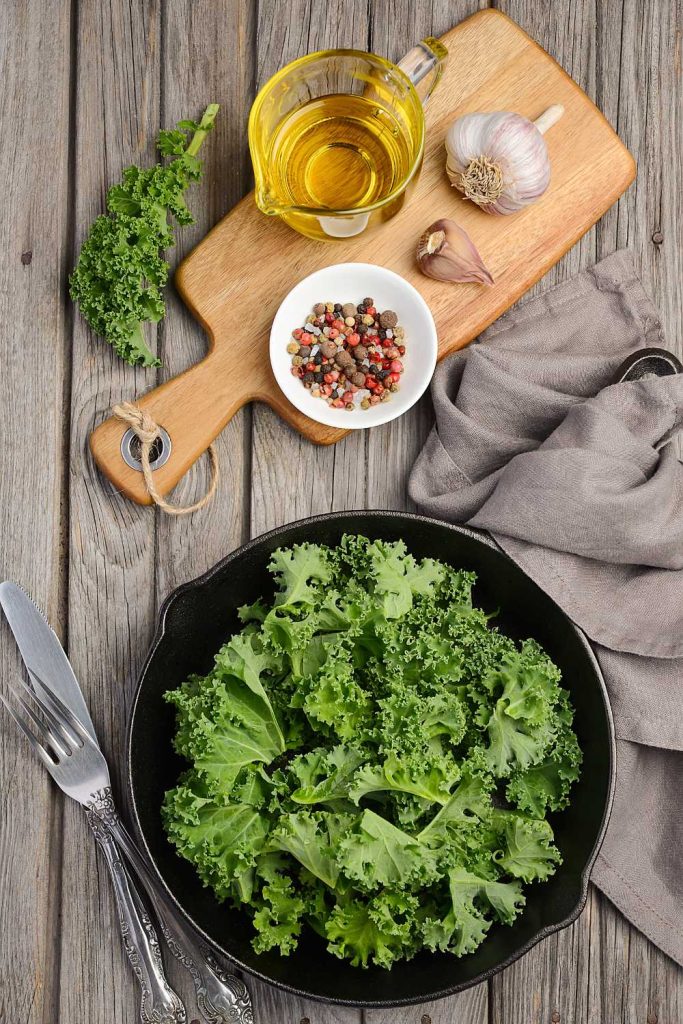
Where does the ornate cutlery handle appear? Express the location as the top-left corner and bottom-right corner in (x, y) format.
(89, 788), (254, 1024)
(87, 809), (187, 1024)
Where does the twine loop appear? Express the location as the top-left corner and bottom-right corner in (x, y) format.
(113, 401), (218, 516)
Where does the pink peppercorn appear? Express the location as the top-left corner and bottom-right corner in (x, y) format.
(293, 328), (303, 339)
(390, 359), (403, 373)
(347, 333), (360, 347)
(332, 319), (345, 330)
(332, 399), (344, 408)
(398, 345), (406, 355)
(329, 329), (340, 339)
(389, 372), (401, 383)
(301, 332), (313, 344)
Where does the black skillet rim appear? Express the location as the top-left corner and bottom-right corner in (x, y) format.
(127, 510), (617, 1008)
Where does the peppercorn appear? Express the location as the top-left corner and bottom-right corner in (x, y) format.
(360, 398), (371, 409)
(286, 341), (299, 355)
(379, 309), (398, 329)
(334, 302), (342, 312)
(354, 345), (368, 361)
(321, 340), (337, 358)
(313, 302), (325, 315)
(351, 371), (366, 387)
(357, 304), (367, 314)
(362, 314), (374, 326)
(342, 302), (357, 317)
(292, 355), (304, 366)
(380, 390), (391, 402)
(357, 324), (367, 335)
(298, 345), (311, 358)
(313, 371), (324, 383)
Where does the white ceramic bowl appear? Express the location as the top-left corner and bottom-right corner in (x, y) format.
(270, 263), (438, 429)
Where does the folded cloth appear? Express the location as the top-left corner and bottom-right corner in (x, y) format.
(409, 250), (683, 966)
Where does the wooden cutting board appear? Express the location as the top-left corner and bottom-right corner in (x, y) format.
(90, 8), (635, 506)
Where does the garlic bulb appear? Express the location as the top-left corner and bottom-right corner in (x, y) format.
(417, 218), (494, 285)
(445, 105), (564, 215)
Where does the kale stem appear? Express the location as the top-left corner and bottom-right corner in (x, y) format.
(186, 103), (220, 157)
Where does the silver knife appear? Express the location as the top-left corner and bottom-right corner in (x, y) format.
(0, 582), (187, 1024)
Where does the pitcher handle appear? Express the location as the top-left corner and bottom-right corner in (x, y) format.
(397, 38), (448, 105)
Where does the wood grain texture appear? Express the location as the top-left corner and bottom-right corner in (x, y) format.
(0, 1), (72, 1021)
(59, 2), (162, 1022)
(89, 7), (635, 505)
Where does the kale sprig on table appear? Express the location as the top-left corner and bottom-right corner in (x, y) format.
(69, 104), (218, 367)
(162, 535), (582, 969)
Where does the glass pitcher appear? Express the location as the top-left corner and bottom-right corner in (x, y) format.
(248, 41), (448, 241)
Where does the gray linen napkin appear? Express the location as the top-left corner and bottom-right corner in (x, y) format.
(409, 250), (683, 965)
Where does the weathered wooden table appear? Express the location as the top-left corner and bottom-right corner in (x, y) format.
(1, 1), (681, 1021)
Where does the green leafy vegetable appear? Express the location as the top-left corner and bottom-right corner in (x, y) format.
(70, 104), (219, 366)
(162, 535), (582, 969)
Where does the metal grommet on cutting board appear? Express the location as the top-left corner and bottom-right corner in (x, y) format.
(120, 425), (172, 472)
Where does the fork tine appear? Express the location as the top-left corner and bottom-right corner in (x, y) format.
(26, 666), (90, 743)
(19, 671), (82, 750)
(6, 682), (71, 759)
(0, 692), (59, 771)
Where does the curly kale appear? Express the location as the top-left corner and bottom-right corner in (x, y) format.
(162, 535), (582, 969)
(69, 104), (219, 367)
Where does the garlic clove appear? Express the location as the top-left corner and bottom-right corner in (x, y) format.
(417, 218), (494, 285)
(445, 106), (563, 215)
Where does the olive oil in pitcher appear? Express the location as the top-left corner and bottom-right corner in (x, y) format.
(268, 93), (415, 212)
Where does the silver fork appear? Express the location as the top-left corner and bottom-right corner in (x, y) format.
(2, 671), (254, 1024)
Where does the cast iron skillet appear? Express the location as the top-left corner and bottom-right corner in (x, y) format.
(128, 511), (615, 1008)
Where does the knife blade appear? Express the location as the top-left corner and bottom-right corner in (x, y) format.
(0, 581), (97, 744)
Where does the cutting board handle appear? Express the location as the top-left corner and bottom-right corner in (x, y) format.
(90, 340), (343, 505)
(89, 352), (245, 506)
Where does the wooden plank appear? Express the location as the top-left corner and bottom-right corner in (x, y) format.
(366, 4), (489, 1023)
(60, 2), (162, 1021)
(591, 0), (683, 1018)
(0, 1), (72, 1021)
(248, 2), (366, 1021)
(153, 0), (256, 1010)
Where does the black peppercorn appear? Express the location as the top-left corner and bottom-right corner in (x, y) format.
(334, 302), (342, 312)
(357, 304), (366, 314)
(314, 353), (322, 364)
(313, 371), (324, 383)
(303, 371), (315, 383)
(357, 324), (367, 335)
